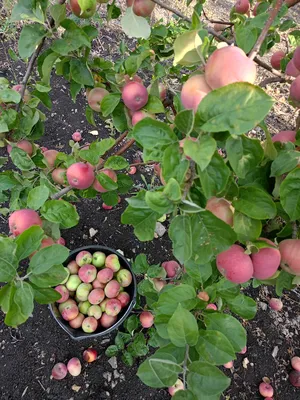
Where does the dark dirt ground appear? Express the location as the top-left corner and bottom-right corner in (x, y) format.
(1, 1), (300, 399)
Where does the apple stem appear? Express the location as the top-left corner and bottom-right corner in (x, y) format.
(183, 344), (189, 390)
(292, 221), (298, 239)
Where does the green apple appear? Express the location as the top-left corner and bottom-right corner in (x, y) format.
(70, 0), (97, 19)
(92, 251), (106, 268)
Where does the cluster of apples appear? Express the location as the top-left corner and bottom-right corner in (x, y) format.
(51, 348), (97, 380)
(86, 77), (166, 128)
(181, 45), (256, 113)
(234, 0), (296, 18)
(68, 0), (155, 20)
(216, 237), (300, 285)
(55, 251), (133, 333)
(270, 46), (300, 106)
(8, 209), (65, 249)
(6, 136), (126, 207)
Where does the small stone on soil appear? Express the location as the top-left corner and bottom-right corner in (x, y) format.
(155, 222), (166, 237)
(108, 356), (117, 369)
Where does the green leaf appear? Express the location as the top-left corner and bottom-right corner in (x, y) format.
(147, 264), (166, 279)
(2, 109), (18, 130)
(185, 260), (212, 284)
(173, 390), (197, 400)
(14, 282), (34, 317)
(226, 294), (257, 320)
(235, 24), (258, 54)
(18, 23), (47, 59)
(70, 58), (94, 86)
(173, 30), (203, 66)
(105, 345), (119, 357)
(261, 124), (277, 161)
(31, 285), (61, 304)
(27, 185), (49, 210)
(275, 270), (294, 296)
(124, 314), (139, 334)
(155, 314), (171, 339)
(130, 332), (149, 357)
(167, 304), (199, 347)
(15, 225), (44, 261)
(0, 284), (14, 313)
(4, 292), (28, 327)
(42, 220), (61, 241)
(0, 238), (18, 282)
(51, 19), (91, 56)
(79, 138), (115, 165)
(233, 212), (262, 242)
(144, 95), (165, 114)
(204, 313), (246, 352)
(169, 213), (237, 264)
(132, 254), (149, 274)
(270, 151), (300, 177)
(35, 82), (51, 92)
(145, 191), (174, 214)
(115, 332), (125, 350)
(137, 353), (182, 388)
(162, 144), (190, 185)
(0, 119), (8, 133)
(0, 89), (21, 104)
(196, 330), (236, 365)
(97, 173), (118, 191)
(198, 152), (230, 198)
(183, 135), (216, 171)
(155, 344), (186, 364)
(122, 351), (134, 366)
(101, 93), (121, 117)
(154, 284), (197, 315)
(41, 200), (79, 229)
(121, 191), (160, 241)
(121, 7), (151, 39)
(187, 361), (230, 396)
(0, 172), (20, 190)
(124, 50), (151, 75)
(41, 52), (58, 85)
(29, 264), (68, 288)
(117, 173), (133, 194)
(112, 103), (128, 132)
(101, 191), (119, 206)
(175, 110), (195, 135)
(10, 147), (35, 171)
(107, 2), (121, 20)
(11, 0), (47, 23)
(169, 215), (192, 263)
(233, 186), (276, 220)
(164, 178), (182, 201)
(50, 3), (66, 27)
(197, 83), (274, 135)
(28, 244), (69, 275)
(70, 81), (82, 102)
(132, 119), (177, 162)
(105, 156), (129, 170)
(280, 168), (300, 220)
(216, 279), (240, 299)
(226, 135), (264, 178)
(32, 89), (52, 109)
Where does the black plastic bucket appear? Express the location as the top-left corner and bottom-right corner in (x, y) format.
(49, 245), (137, 341)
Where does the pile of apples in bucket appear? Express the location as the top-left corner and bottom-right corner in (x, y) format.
(55, 251), (132, 333)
